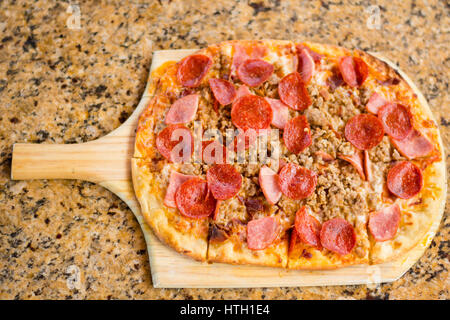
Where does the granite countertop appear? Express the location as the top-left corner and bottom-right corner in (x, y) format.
(0, 0), (448, 299)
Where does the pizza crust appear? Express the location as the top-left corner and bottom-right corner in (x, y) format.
(208, 237), (288, 268)
(131, 158), (208, 261)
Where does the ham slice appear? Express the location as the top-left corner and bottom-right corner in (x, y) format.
(315, 151), (334, 162)
(296, 44), (322, 63)
(212, 200), (222, 220)
(265, 98), (290, 129)
(295, 206), (321, 248)
(339, 56), (358, 87)
(368, 204), (401, 241)
(338, 151), (366, 180)
(298, 49), (315, 83)
(247, 216), (279, 250)
(231, 44), (267, 75)
(364, 150), (372, 182)
(391, 129), (434, 159)
(165, 94), (199, 124)
(366, 92), (387, 114)
(231, 45), (248, 75)
(259, 165), (282, 204)
(235, 85), (252, 100)
(164, 171), (196, 208)
(278, 159), (287, 172)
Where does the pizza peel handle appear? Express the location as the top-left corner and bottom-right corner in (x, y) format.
(11, 141), (125, 182)
(10, 123), (136, 184)
(9, 91), (147, 184)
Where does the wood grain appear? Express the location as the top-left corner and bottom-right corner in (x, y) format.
(10, 49), (445, 288)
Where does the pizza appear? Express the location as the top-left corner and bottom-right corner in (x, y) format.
(132, 40), (446, 269)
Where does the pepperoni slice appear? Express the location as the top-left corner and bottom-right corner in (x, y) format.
(175, 178), (217, 219)
(206, 164), (242, 200)
(378, 103), (413, 140)
(177, 54), (212, 88)
(354, 57), (369, 86)
(298, 49), (315, 83)
(289, 229), (298, 254)
(247, 216), (279, 250)
(320, 218), (356, 255)
(237, 59), (274, 87)
(278, 163), (317, 200)
(164, 171), (196, 208)
(156, 124), (194, 162)
(344, 114), (384, 150)
(278, 72), (312, 111)
(209, 78), (236, 105)
(212, 99), (219, 114)
(202, 140), (227, 165)
(294, 206), (321, 248)
(339, 56), (368, 87)
(165, 94), (199, 124)
(368, 204), (401, 242)
(231, 44), (268, 75)
(387, 161), (423, 199)
(283, 115), (312, 154)
(366, 92), (386, 114)
(231, 95), (273, 131)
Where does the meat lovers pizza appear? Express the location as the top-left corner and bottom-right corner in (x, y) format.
(132, 40), (446, 269)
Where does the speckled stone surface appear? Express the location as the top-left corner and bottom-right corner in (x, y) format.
(0, 0), (448, 300)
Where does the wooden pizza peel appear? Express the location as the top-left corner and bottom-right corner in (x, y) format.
(11, 49), (446, 288)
